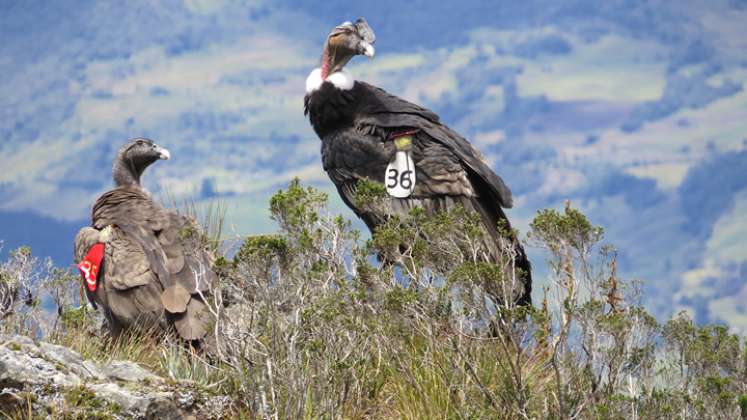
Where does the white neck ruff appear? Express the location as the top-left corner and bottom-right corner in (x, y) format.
(305, 68), (355, 94)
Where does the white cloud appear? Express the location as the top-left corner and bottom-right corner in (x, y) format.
(625, 162), (690, 191)
(676, 257), (747, 333)
(706, 189), (747, 264)
(472, 129), (506, 148)
(537, 165), (587, 197)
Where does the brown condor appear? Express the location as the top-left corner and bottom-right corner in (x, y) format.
(74, 138), (217, 340)
(303, 19), (532, 305)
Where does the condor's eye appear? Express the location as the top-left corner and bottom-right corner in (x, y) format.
(136, 140), (145, 146)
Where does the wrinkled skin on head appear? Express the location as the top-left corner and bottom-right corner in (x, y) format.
(323, 18), (376, 76)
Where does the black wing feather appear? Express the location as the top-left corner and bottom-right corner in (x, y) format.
(354, 82), (513, 209)
(307, 79), (530, 305)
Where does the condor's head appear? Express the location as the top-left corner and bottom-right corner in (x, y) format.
(113, 138), (170, 187)
(306, 18), (376, 93)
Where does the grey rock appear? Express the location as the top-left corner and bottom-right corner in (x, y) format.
(88, 382), (173, 414)
(0, 334), (36, 352)
(82, 360), (107, 380)
(0, 344), (80, 388)
(0, 334), (217, 418)
(105, 360), (160, 383)
(38, 341), (106, 380)
(145, 398), (186, 420)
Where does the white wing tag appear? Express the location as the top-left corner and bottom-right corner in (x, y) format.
(385, 134), (416, 198)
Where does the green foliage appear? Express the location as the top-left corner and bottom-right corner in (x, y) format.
(10, 246), (32, 259)
(530, 202), (604, 252)
(1, 182), (746, 419)
(63, 386), (103, 409)
(269, 177), (327, 245)
(353, 178), (388, 210)
(383, 286), (419, 312)
(60, 386), (120, 419)
(234, 234), (288, 265)
(60, 306), (89, 331)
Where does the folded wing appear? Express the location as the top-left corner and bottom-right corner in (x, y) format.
(74, 186), (217, 340)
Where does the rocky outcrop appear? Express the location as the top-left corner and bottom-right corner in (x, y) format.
(0, 334), (226, 418)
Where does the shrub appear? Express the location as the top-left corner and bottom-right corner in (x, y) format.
(1, 181), (746, 418)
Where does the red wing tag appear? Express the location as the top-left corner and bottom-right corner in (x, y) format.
(78, 243), (104, 292)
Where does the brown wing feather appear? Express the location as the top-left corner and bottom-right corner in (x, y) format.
(93, 187), (171, 288)
(156, 212), (215, 293)
(101, 284), (166, 337)
(80, 225), (164, 336)
(74, 227), (101, 262)
(173, 296), (210, 341)
(103, 227), (155, 290)
(83, 185), (216, 340)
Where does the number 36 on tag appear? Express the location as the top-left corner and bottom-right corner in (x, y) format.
(385, 150), (416, 198)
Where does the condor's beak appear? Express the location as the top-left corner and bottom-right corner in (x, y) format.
(361, 41), (375, 59)
(155, 145), (170, 160)
(356, 18), (375, 59)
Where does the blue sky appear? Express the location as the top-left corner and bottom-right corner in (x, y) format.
(2, 0), (747, 329)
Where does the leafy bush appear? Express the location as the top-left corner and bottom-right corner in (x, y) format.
(1, 181), (746, 419)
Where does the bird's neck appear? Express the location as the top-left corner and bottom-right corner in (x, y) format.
(320, 48), (331, 80)
(320, 42), (353, 79)
(307, 43), (355, 94)
(305, 68), (354, 94)
(112, 159), (142, 187)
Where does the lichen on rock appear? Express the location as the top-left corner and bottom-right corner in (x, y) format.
(0, 334), (220, 418)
